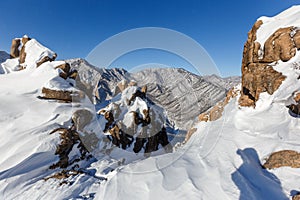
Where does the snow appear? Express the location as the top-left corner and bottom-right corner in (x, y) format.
(23, 39), (56, 69)
(95, 94), (300, 200)
(256, 5), (300, 47)
(1, 58), (20, 73)
(2, 6), (300, 199)
(43, 76), (77, 92)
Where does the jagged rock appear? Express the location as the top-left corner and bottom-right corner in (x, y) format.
(288, 104), (300, 115)
(128, 87), (146, 105)
(10, 38), (21, 58)
(263, 150), (300, 169)
(209, 103), (224, 121)
(293, 194), (300, 200)
(197, 88), (239, 123)
(198, 113), (209, 122)
(55, 62), (71, 79)
(98, 85), (170, 154)
(41, 87), (73, 102)
(68, 69), (78, 79)
(19, 36), (31, 64)
(294, 92), (300, 103)
(36, 54), (57, 67)
(104, 111), (114, 132)
(239, 20), (291, 107)
(114, 80), (128, 95)
(262, 27), (296, 62)
(49, 125), (90, 169)
(184, 128), (197, 143)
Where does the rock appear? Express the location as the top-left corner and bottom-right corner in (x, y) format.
(49, 125), (90, 169)
(209, 103), (224, 121)
(114, 80), (128, 96)
(10, 38), (21, 58)
(41, 87), (74, 102)
(288, 104), (300, 115)
(98, 85), (170, 154)
(263, 150), (300, 169)
(262, 27), (296, 62)
(103, 111), (114, 132)
(72, 109), (94, 132)
(128, 86), (147, 105)
(198, 113), (209, 122)
(19, 45), (26, 64)
(238, 20), (300, 107)
(293, 194), (300, 200)
(36, 53), (57, 67)
(69, 70), (78, 79)
(184, 127), (197, 143)
(21, 35), (30, 45)
(294, 92), (300, 103)
(55, 63), (71, 79)
(197, 88), (239, 123)
(19, 36), (31, 64)
(58, 65), (69, 75)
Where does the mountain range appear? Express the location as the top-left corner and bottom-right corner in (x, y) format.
(1, 5), (300, 200)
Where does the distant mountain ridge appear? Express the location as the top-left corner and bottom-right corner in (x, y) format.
(65, 59), (240, 131)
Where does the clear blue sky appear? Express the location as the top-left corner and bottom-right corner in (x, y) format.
(0, 0), (300, 76)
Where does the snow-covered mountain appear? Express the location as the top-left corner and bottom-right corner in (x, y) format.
(3, 5), (300, 200)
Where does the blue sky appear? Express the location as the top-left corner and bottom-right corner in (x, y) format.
(0, 0), (300, 76)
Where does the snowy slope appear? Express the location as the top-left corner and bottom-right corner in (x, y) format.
(2, 5), (300, 200)
(93, 6), (300, 200)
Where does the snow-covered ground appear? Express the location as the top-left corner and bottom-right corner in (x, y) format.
(1, 5), (300, 200)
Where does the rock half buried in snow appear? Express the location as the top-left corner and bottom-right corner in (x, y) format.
(98, 85), (171, 155)
(263, 150), (300, 169)
(41, 76), (82, 102)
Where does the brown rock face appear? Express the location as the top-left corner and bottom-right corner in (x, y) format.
(10, 39), (21, 58)
(294, 92), (300, 103)
(238, 20), (300, 107)
(263, 27), (296, 62)
(263, 150), (300, 169)
(293, 194), (300, 200)
(55, 63), (71, 79)
(197, 88), (239, 123)
(41, 87), (74, 102)
(36, 54), (57, 67)
(19, 36), (31, 64)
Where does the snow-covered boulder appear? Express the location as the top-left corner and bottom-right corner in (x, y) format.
(97, 85), (171, 155)
(239, 6), (300, 107)
(2, 35), (57, 73)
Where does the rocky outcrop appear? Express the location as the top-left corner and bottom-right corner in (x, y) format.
(237, 20), (300, 114)
(41, 87), (74, 102)
(293, 194), (300, 200)
(36, 54), (57, 67)
(238, 20), (300, 107)
(49, 126), (90, 169)
(98, 86), (171, 155)
(263, 150), (300, 169)
(10, 38), (21, 58)
(8, 35), (57, 70)
(197, 88), (239, 123)
(19, 36), (31, 64)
